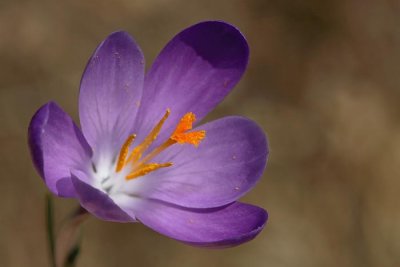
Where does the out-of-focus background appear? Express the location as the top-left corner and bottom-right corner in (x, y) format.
(1, 0), (400, 266)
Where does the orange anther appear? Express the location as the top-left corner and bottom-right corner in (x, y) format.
(115, 134), (136, 172)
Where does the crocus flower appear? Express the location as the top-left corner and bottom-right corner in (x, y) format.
(28, 21), (269, 247)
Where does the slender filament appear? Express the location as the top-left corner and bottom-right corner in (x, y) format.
(126, 109), (170, 164)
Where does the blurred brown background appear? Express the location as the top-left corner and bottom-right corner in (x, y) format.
(1, 0), (400, 266)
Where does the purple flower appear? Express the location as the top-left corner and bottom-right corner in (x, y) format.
(28, 21), (269, 247)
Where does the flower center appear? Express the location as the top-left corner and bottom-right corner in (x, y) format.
(114, 109), (205, 181)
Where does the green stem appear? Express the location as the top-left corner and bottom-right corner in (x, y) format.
(56, 206), (88, 267)
(46, 194), (56, 267)
(45, 195), (89, 267)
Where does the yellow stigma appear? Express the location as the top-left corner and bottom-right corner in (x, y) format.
(115, 109), (206, 180)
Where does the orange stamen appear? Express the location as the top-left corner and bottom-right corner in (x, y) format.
(115, 134), (136, 172)
(126, 162), (173, 180)
(126, 109), (170, 164)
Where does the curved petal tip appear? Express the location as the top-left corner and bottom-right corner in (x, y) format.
(178, 20), (249, 69)
(28, 101), (91, 198)
(135, 200), (268, 248)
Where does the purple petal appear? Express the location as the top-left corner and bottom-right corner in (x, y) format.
(134, 21), (249, 144)
(134, 200), (267, 248)
(28, 102), (92, 197)
(124, 117), (268, 208)
(71, 171), (136, 222)
(79, 31), (145, 156)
